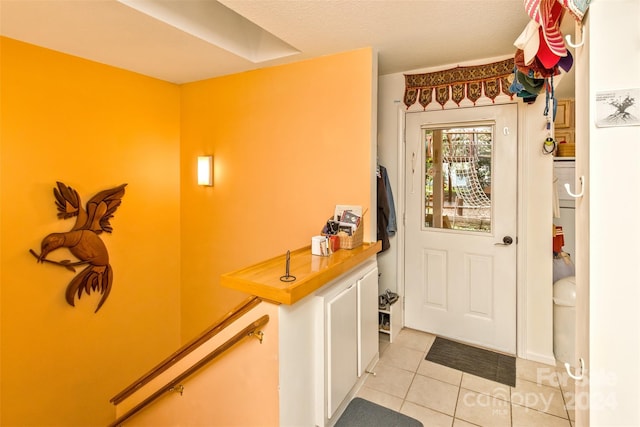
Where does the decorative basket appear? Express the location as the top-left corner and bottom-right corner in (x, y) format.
(337, 219), (364, 250)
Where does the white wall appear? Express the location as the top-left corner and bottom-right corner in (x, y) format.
(585, 1), (640, 424)
(377, 57), (560, 362)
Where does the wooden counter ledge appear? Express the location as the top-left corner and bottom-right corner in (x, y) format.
(221, 241), (382, 305)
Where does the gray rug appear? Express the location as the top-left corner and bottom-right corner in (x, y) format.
(335, 398), (423, 427)
(425, 337), (516, 387)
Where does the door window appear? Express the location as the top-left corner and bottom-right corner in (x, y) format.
(423, 124), (493, 232)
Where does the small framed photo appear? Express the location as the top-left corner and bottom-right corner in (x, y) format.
(596, 89), (640, 127)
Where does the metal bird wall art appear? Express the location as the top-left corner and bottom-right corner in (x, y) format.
(30, 182), (127, 313)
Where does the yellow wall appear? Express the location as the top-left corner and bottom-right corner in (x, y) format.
(179, 48), (374, 338)
(0, 38), (182, 426)
(1, 36), (374, 425)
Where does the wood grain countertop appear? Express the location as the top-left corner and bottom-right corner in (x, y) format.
(221, 241), (382, 305)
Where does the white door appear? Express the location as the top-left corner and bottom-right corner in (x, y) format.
(404, 104), (518, 354)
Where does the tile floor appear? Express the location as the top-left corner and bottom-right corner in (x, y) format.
(356, 328), (576, 427)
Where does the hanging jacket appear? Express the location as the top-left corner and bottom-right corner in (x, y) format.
(377, 173), (390, 252)
(380, 165), (397, 236)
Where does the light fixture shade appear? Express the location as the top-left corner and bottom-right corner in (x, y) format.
(197, 156), (213, 186)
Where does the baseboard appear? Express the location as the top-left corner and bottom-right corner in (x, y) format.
(524, 350), (556, 366)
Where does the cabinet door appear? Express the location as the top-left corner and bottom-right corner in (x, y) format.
(327, 283), (357, 418)
(357, 267), (379, 376)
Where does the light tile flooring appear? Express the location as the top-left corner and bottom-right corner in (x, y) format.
(356, 328), (576, 427)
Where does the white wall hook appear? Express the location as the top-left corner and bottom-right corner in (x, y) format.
(565, 358), (585, 380)
(564, 175), (585, 198)
(566, 25), (585, 48)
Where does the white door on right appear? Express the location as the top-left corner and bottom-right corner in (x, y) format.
(404, 104), (518, 354)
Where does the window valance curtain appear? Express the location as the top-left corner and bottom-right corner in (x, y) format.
(404, 58), (515, 109)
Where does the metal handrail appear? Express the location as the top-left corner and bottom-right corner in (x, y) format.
(110, 296), (261, 405)
(108, 314), (269, 427)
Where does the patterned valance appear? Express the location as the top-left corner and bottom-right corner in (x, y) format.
(404, 58), (515, 109)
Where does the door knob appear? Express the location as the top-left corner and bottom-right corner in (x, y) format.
(495, 236), (514, 246)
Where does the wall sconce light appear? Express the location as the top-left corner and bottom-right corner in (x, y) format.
(197, 155), (213, 186)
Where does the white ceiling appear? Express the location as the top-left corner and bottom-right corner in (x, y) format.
(0, 0), (574, 95)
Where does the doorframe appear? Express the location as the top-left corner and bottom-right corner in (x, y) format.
(395, 102), (530, 359)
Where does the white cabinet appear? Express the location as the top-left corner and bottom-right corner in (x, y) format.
(327, 284), (358, 418)
(326, 265), (379, 417)
(317, 259), (378, 423)
(280, 257), (378, 427)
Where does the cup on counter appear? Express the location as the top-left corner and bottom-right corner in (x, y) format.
(312, 235), (329, 256)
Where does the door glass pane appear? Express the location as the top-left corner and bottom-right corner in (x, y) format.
(423, 124), (493, 232)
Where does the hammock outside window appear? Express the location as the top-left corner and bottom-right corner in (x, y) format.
(424, 126), (493, 232)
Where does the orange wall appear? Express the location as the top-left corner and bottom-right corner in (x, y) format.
(1, 37), (375, 425)
(0, 38), (182, 426)
(179, 48), (375, 338)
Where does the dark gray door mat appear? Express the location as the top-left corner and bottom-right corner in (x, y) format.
(335, 397), (423, 427)
(425, 337), (516, 387)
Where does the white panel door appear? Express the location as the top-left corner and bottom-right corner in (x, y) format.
(327, 283), (357, 418)
(404, 104), (518, 354)
(357, 266), (378, 376)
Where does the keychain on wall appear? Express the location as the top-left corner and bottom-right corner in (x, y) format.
(542, 76), (557, 155)
(543, 118), (557, 155)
